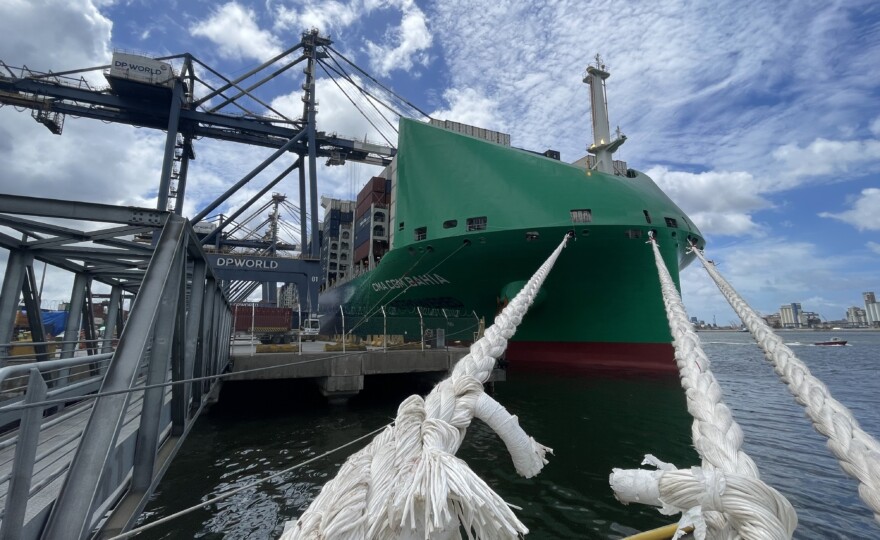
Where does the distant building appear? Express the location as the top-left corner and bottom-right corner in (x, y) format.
(846, 306), (867, 326)
(763, 313), (782, 328)
(798, 311), (821, 328)
(278, 283), (299, 309)
(319, 197), (355, 290)
(864, 292), (880, 328)
(779, 303), (802, 328)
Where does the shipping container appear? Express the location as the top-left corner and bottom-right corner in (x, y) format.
(232, 305), (292, 333)
(429, 118), (511, 147)
(355, 216), (371, 246)
(356, 194), (388, 219)
(356, 176), (387, 205)
(354, 242), (370, 263)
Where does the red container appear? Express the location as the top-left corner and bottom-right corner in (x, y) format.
(232, 305), (292, 332)
(356, 176), (387, 206)
(356, 194), (388, 220)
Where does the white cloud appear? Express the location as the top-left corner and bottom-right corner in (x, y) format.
(271, 74), (396, 145)
(191, 2), (282, 62)
(425, 0), (880, 186)
(274, 0), (361, 33)
(819, 188), (880, 231)
(364, 0), (432, 76)
(867, 241), (880, 255)
(771, 138), (880, 186)
(269, 78), (386, 203)
(680, 239), (875, 322)
(645, 167), (770, 237)
(871, 117), (880, 137)
(0, 0), (112, 85)
(430, 88), (505, 133)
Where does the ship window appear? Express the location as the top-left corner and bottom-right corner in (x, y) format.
(625, 229), (642, 239)
(399, 221), (405, 231)
(466, 217), (487, 231)
(570, 209), (592, 223)
(664, 217), (678, 228)
(643, 210), (652, 224)
(341, 231), (350, 239)
(443, 219), (458, 229)
(414, 227), (427, 241)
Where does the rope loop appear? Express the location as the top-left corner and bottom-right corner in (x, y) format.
(281, 234), (571, 539)
(688, 242), (880, 527)
(610, 238), (798, 540)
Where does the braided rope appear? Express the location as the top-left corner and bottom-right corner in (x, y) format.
(691, 245), (880, 526)
(610, 238), (796, 540)
(282, 234), (571, 539)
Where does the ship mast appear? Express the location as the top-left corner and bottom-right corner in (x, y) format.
(583, 54), (626, 174)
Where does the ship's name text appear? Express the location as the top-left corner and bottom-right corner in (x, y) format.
(371, 273), (450, 291)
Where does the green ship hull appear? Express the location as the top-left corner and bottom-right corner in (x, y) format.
(319, 118), (704, 372)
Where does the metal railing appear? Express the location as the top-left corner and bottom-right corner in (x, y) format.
(0, 214), (233, 540)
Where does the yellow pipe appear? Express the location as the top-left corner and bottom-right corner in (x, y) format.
(622, 523), (691, 540)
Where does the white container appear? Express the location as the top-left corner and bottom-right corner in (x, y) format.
(109, 52), (174, 86)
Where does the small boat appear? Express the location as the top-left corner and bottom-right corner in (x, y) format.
(815, 337), (847, 346)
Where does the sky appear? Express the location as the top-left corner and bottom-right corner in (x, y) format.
(0, 0), (879, 325)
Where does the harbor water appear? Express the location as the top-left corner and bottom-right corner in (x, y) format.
(138, 330), (880, 539)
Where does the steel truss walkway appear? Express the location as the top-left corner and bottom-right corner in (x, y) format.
(0, 28), (423, 538)
(0, 197), (231, 539)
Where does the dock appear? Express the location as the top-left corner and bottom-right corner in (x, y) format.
(228, 340), (505, 403)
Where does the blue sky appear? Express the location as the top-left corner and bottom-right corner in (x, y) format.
(1, 0), (879, 325)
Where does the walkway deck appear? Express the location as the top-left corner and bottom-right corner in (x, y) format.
(0, 387), (170, 537)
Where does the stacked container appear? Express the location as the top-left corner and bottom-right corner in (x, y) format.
(354, 176), (390, 267)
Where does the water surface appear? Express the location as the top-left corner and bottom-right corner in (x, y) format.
(139, 330), (880, 539)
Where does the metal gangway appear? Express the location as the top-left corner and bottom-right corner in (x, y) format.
(0, 199), (232, 539)
(0, 28), (420, 538)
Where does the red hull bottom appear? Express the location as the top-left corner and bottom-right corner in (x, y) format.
(505, 341), (678, 374)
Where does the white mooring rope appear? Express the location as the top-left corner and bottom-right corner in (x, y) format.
(610, 236), (797, 540)
(690, 244), (880, 527)
(280, 234), (572, 539)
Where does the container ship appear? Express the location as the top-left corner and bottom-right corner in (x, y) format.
(314, 59), (704, 372)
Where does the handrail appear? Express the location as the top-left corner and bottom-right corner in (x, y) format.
(0, 353), (113, 385)
(0, 338), (108, 348)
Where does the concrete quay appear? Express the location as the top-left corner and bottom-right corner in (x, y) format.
(227, 340), (505, 403)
